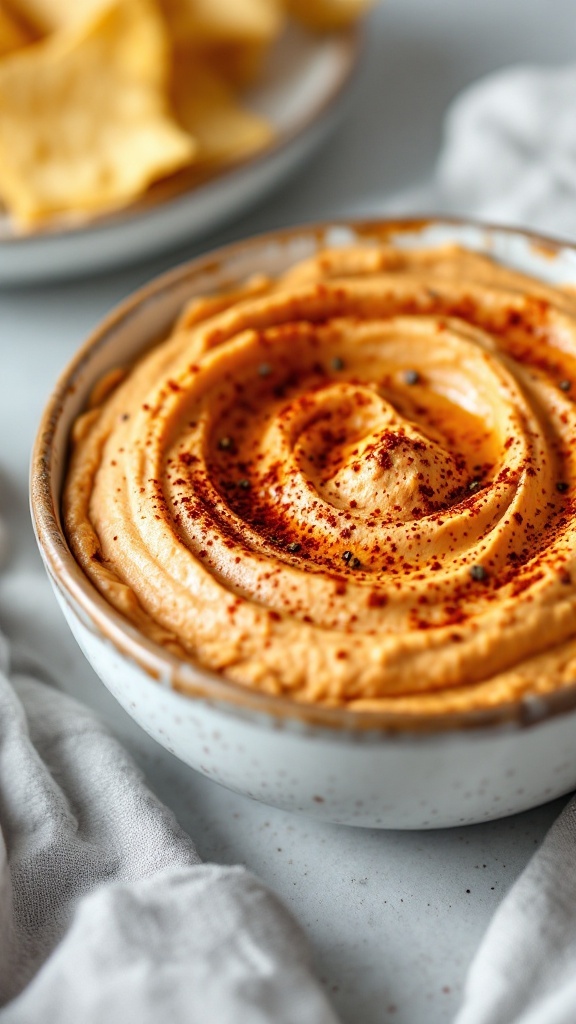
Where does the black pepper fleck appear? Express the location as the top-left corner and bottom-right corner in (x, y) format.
(559, 380), (572, 392)
(557, 481), (569, 493)
(218, 436), (233, 450)
(404, 369), (420, 386)
(238, 478), (251, 490)
(287, 542), (301, 553)
(331, 356), (345, 371)
(470, 564), (487, 582)
(258, 363), (272, 377)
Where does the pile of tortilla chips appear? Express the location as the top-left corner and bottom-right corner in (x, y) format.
(0, 0), (374, 230)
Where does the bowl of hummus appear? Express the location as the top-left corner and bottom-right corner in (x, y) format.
(31, 218), (576, 828)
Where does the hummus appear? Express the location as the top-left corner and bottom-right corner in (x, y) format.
(63, 243), (576, 713)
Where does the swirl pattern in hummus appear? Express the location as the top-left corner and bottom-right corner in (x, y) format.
(64, 243), (576, 712)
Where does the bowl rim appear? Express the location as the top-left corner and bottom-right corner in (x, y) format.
(30, 214), (576, 737)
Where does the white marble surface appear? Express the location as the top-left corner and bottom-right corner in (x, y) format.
(1, 1), (575, 1020)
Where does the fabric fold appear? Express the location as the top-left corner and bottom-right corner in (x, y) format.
(0, 653), (338, 1023)
(454, 795), (576, 1024)
(434, 64), (576, 237)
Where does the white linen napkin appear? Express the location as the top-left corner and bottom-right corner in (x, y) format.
(358, 62), (576, 245)
(0, 637), (338, 1024)
(432, 63), (576, 236)
(432, 63), (576, 237)
(454, 798), (576, 1024)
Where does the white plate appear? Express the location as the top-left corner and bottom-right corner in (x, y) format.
(0, 24), (361, 285)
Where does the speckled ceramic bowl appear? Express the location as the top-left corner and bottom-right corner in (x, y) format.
(31, 218), (576, 829)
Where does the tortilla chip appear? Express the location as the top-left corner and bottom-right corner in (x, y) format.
(0, 4), (33, 55)
(202, 41), (268, 88)
(287, 0), (375, 31)
(4, 0), (106, 34)
(0, 0), (195, 226)
(161, 0), (283, 46)
(172, 54), (273, 165)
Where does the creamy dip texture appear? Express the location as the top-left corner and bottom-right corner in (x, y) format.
(64, 243), (576, 712)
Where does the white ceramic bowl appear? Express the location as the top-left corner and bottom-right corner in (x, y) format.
(31, 218), (576, 829)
